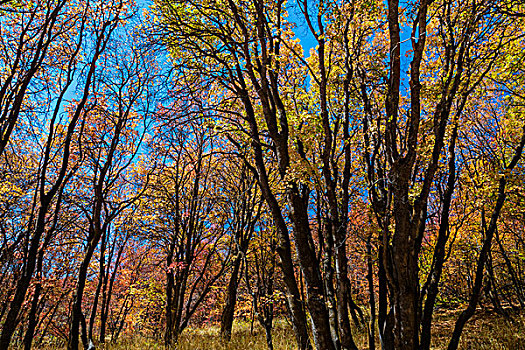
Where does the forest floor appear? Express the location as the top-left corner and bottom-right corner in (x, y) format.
(98, 309), (525, 350)
(35, 310), (525, 349)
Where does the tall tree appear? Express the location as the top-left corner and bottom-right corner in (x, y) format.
(66, 19), (156, 349)
(143, 120), (231, 347)
(360, 0), (516, 348)
(0, 0), (126, 346)
(154, 1), (316, 347)
(219, 157), (263, 341)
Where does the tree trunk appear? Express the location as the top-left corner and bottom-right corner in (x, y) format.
(448, 125), (525, 350)
(23, 283), (42, 350)
(68, 247), (98, 350)
(220, 254), (243, 341)
(420, 124), (458, 350)
(100, 242), (124, 343)
(495, 226), (525, 307)
(89, 230), (107, 341)
(0, 205), (48, 350)
(165, 258), (175, 348)
(322, 225), (340, 349)
(263, 323), (273, 350)
(377, 233), (394, 350)
(289, 189), (336, 350)
(366, 234), (376, 350)
(334, 240), (358, 350)
(241, 92), (312, 350)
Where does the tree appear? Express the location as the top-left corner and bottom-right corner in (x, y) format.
(66, 19), (156, 349)
(243, 216), (281, 350)
(360, 0), (518, 348)
(142, 119), (231, 347)
(0, 0), (68, 156)
(219, 156), (263, 341)
(153, 1), (315, 347)
(0, 0), (127, 346)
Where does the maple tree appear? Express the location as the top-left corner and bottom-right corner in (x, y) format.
(218, 155), (263, 342)
(141, 119), (235, 347)
(66, 23), (158, 349)
(0, 0), (131, 347)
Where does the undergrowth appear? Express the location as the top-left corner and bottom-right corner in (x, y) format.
(34, 311), (525, 349)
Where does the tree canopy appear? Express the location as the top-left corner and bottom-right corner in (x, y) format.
(1, 0), (525, 349)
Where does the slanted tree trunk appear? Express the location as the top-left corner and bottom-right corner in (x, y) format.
(220, 167), (260, 341)
(69, 232), (102, 350)
(420, 123), (458, 350)
(89, 230), (107, 341)
(448, 125), (525, 350)
(220, 254), (243, 341)
(23, 282), (42, 350)
(238, 91), (312, 350)
(289, 189), (336, 350)
(321, 224), (340, 349)
(100, 238), (125, 343)
(23, 209), (60, 350)
(495, 226), (525, 307)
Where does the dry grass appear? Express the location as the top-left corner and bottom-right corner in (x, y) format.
(35, 311), (525, 349)
(430, 309), (525, 350)
(101, 319), (297, 350)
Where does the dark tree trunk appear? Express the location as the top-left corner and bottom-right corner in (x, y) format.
(322, 225), (340, 349)
(486, 252), (506, 315)
(68, 242), (99, 350)
(0, 204), (48, 350)
(240, 92), (312, 350)
(420, 124), (458, 350)
(23, 230), (52, 350)
(377, 232), (394, 350)
(334, 240), (358, 350)
(495, 226), (525, 307)
(220, 254), (243, 341)
(89, 230), (107, 341)
(23, 283), (42, 350)
(289, 189), (336, 350)
(448, 125), (525, 350)
(263, 323), (273, 350)
(366, 234), (376, 350)
(100, 241), (124, 343)
(165, 269), (175, 348)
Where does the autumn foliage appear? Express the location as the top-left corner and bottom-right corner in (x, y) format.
(1, 0), (525, 349)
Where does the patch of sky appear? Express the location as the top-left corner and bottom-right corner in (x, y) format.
(286, 0), (317, 57)
(400, 21), (413, 95)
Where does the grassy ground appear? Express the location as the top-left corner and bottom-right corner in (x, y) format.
(429, 309), (525, 349)
(104, 319), (298, 350)
(37, 311), (525, 349)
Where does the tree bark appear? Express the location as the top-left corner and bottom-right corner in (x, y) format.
(220, 254), (243, 341)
